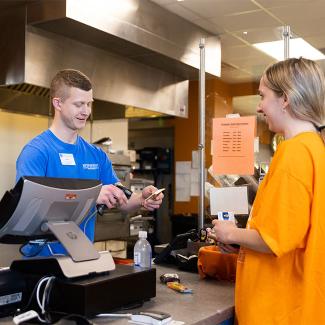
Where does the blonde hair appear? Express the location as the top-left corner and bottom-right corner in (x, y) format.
(263, 57), (325, 144)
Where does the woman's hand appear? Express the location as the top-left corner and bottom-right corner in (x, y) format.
(208, 220), (273, 254)
(208, 219), (238, 244)
(206, 223), (239, 253)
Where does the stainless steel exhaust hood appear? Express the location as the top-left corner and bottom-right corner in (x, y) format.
(0, 0), (221, 118)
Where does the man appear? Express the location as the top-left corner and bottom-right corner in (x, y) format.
(16, 69), (163, 256)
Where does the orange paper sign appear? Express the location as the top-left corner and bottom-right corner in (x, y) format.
(212, 116), (256, 175)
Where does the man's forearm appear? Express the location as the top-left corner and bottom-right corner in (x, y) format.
(119, 193), (142, 213)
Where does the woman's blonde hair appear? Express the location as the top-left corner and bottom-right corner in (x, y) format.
(263, 57), (325, 143)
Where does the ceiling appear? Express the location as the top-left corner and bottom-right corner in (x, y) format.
(3, 0), (325, 116)
(150, 0), (325, 84)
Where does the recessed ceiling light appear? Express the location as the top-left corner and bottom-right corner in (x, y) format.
(253, 38), (325, 61)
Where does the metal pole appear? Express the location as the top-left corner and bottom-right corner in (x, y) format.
(283, 25), (290, 60)
(198, 38), (205, 230)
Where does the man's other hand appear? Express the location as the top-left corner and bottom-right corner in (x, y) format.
(141, 185), (164, 211)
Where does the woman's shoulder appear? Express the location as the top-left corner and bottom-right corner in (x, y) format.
(271, 132), (322, 183)
(280, 132), (323, 159)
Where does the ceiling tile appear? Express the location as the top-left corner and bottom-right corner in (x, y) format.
(232, 27), (283, 44)
(257, 0), (321, 10)
(222, 45), (267, 60)
(190, 18), (224, 34)
(149, 0), (325, 83)
(304, 35), (325, 50)
(220, 33), (247, 47)
(150, 0), (175, 6)
(268, 2), (325, 24)
(291, 19), (325, 39)
(163, 3), (202, 22)
(222, 60), (270, 81)
(208, 10), (280, 32)
(180, 0), (260, 19)
(230, 55), (273, 68)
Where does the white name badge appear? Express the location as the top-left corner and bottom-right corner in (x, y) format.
(59, 153), (76, 166)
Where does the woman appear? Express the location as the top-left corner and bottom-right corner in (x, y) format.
(208, 57), (325, 325)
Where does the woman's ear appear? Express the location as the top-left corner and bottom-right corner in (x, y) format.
(282, 93), (289, 109)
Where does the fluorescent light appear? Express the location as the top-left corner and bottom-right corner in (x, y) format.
(253, 38), (325, 61)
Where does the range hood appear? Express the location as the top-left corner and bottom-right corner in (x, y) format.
(0, 0), (221, 118)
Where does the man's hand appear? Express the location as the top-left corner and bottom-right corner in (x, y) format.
(141, 185), (164, 211)
(97, 184), (128, 209)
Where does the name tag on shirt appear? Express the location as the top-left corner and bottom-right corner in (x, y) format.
(59, 153), (76, 166)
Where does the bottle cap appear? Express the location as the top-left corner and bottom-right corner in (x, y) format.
(138, 230), (147, 238)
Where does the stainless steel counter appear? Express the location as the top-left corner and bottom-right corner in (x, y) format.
(1, 264), (234, 325)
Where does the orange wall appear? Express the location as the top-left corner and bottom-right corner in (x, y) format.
(173, 78), (258, 215)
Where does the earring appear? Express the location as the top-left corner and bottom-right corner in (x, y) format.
(282, 108), (286, 113)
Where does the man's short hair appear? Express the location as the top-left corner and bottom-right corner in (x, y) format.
(50, 69), (92, 101)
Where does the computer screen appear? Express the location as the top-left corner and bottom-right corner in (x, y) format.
(0, 176), (101, 244)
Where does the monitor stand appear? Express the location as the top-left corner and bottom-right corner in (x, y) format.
(11, 221), (116, 278)
(46, 221), (100, 262)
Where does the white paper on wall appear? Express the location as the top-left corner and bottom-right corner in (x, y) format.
(176, 187), (191, 202)
(176, 161), (191, 174)
(175, 161), (191, 201)
(190, 168), (199, 196)
(176, 174), (189, 188)
(192, 151), (199, 169)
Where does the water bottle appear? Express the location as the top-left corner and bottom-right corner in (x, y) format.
(134, 231), (152, 268)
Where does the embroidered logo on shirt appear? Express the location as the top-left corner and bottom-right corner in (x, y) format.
(83, 163), (99, 170)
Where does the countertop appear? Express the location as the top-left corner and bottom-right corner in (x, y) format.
(2, 264), (234, 325)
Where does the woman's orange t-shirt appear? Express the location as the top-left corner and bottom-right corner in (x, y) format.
(236, 132), (325, 325)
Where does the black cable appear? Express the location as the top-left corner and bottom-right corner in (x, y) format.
(41, 310), (95, 325)
(59, 314), (94, 325)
